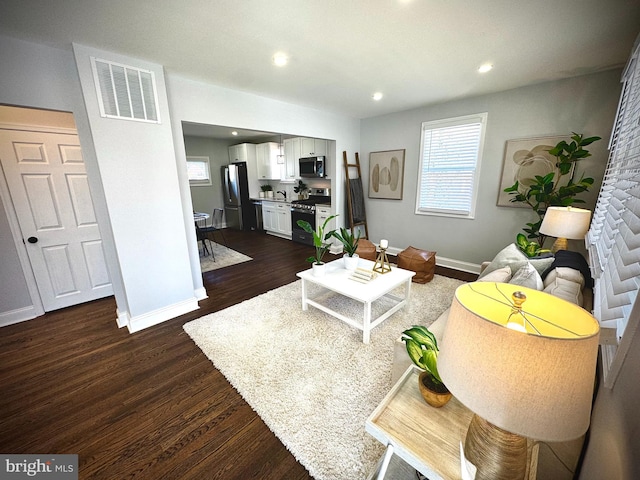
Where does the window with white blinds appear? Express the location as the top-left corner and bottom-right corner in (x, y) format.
(90, 57), (160, 123)
(416, 113), (487, 218)
(586, 36), (640, 388)
(187, 156), (212, 186)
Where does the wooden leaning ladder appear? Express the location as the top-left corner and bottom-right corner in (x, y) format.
(343, 151), (369, 239)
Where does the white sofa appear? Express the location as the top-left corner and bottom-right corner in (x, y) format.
(391, 244), (593, 479)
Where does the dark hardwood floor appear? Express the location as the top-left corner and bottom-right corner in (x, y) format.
(0, 230), (476, 479)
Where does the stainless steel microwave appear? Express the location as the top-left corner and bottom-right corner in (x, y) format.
(299, 156), (325, 178)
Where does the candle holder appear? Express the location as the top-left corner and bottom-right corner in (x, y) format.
(373, 244), (392, 274)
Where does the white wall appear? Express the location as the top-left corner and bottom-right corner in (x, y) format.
(360, 69), (622, 270)
(72, 44), (199, 330)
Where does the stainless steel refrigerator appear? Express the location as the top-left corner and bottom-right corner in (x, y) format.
(221, 162), (255, 230)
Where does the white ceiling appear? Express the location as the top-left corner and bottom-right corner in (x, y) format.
(1, 0), (639, 120)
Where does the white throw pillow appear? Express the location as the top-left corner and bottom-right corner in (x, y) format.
(543, 267), (585, 306)
(477, 266), (512, 283)
(509, 263), (543, 290)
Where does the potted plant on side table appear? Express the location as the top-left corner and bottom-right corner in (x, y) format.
(401, 325), (452, 408)
(332, 227), (361, 271)
(297, 215), (337, 277)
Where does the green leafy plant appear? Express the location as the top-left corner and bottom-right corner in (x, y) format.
(516, 233), (551, 258)
(297, 214), (337, 265)
(331, 227), (361, 257)
(503, 132), (600, 246)
(293, 179), (308, 195)
(401, 325), (447, 392)
(260, 184), (273, 192)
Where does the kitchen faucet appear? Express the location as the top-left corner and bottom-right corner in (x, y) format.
(276, 190), (287, 200)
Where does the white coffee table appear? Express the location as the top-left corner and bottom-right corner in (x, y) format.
(296, 259), (415, 343)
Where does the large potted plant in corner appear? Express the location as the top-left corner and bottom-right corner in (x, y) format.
(297, 214), (337, 276)
(332, 227), (361, 271)
(503, 132), (600, 246)
(402, 325), (451, 408)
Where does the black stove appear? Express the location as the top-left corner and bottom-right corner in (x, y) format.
(290, 193), (331, 245)
(291, 195), (329, 213)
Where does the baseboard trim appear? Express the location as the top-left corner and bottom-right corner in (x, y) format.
(386, 247), (482, 275)
(194, 286), (208, 301)
(436, 256), (482, 274)
(126, 298), (199, 333)
(0, 305), (39, 328)
(116, 309), (129, 328)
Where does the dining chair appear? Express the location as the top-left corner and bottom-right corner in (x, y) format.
(200, 208), (227, 247)
(195, 223), (213, 258)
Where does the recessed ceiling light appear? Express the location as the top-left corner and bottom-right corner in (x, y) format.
(478, 63), (493, 73)
(231, 131), (238, 136)
(273, 52), (288, 67)
(372, 92), (383, 101)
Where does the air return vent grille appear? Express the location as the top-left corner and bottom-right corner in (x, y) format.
(90, 57), (160, 123)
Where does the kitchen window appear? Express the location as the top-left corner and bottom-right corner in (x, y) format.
(187, 156), (212, 186)
(415, 112), (487, 219)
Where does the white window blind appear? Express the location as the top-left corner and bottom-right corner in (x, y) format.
(90, 57), (160, 123)
(587, 36), (640, 387)
(187, 156), (212, 186)
(416, 113), (487, 218)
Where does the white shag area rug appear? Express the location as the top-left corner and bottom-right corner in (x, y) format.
(183, 274), (464, 480)
(199, 243), (252, 272)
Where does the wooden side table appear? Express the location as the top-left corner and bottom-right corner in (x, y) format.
(366, 366), (538, 480)
(366, 366), (472, 479)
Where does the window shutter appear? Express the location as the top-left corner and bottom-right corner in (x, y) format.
(91, 57), (160, 123)
(417, 113), (487, 217)
(586, 35), (640, 387)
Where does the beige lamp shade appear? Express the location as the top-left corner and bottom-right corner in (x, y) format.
(438, 282), (600, 442)
(539, 206), (591, 239)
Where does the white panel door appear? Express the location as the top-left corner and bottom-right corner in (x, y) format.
(0, 129), (113, 311)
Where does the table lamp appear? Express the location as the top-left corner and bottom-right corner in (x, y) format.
(438, 282), (600, 480)
(539, 206), (591, 253)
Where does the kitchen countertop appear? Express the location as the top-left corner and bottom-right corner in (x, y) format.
(251, 197), (290, 203)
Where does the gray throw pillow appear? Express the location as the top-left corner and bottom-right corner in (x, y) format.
(479, 243), (554, 279)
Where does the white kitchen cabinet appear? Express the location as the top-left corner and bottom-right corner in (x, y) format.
(228, 143), (256, 163)
(276, 203), (292, 236)
(300, 137), (327, 157)
(262, 201), (291, 239)
(283, 137), (301, 180)
(316, 204), (334, 233)
(229, 143), (260, 198)
(262, 201), (277, 232)
(256, 142), (283, 180)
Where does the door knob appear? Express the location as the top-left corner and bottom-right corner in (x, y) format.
(27, 236), (38, 244)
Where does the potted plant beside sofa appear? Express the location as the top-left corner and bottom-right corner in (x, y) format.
(297, 215), (337, 276)
(332, 227), (361, 271)
(401, 325), (452, 407)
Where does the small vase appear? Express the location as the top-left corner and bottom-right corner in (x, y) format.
(266, 191), (274, 198)
(259, 192), (265, 198)
(418, 371), (452, 408)
(312, 262), (326, 277)
(343, 253), (359, 271)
